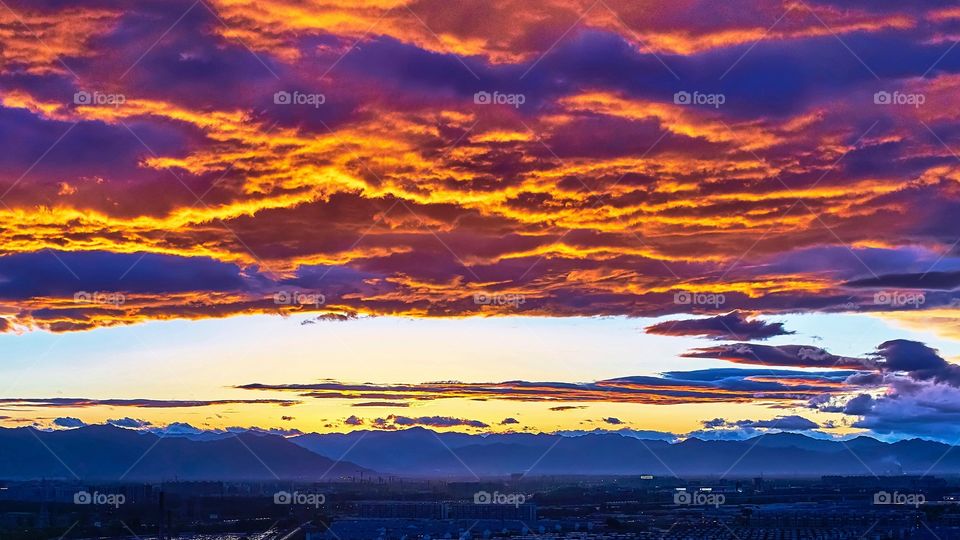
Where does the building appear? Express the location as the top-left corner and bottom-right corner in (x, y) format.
(445, 502), (536, 521)
(357, 501), (445, 519)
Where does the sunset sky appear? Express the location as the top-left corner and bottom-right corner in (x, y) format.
(3, 0), (960, 441)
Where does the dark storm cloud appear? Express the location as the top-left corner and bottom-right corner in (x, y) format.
(645, 311), (794, 341)
(845, 270), (960, 290)
(682, 343), (872, 370)
(0, 251), (247, 299)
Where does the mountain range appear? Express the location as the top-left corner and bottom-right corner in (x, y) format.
(0, 425), (370, 481)
(291, 428), (960, 478)
(3, 425), (960, 480)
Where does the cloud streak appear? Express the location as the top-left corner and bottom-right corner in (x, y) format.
(238, 367), (855, 406)
(0, 398), (299, 408)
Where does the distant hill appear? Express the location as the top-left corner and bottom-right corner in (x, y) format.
(291, 428), (960, 478)
(6, 426), (960, 480)
(0, 425), (371, 481)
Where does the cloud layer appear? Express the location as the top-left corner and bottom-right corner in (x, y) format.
(0, 0), (959, 331)
(236, 337), (960, 441)
(238, 367), (855, 406)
